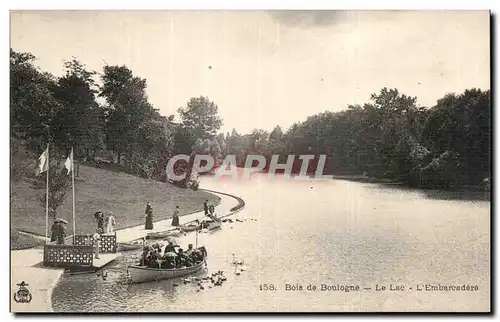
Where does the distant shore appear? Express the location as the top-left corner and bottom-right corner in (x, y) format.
(330, 174), (402, 184)
(201, 168), (489, 193)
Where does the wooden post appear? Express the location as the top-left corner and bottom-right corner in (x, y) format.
(45, 143), (49, 244)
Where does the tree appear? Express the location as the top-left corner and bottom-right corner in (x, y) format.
(361, 88), (425, 180)
(192, 137), (223, 170)
(178, 96), (223, 141)
(83, 105), (106, 161)
(269, 125), (283, 142)
(422, 88), (490, 186)
(172, 124), (195, 155)
(99, 65), (172, 178)
(100, 65), (148, 164)
(226, 129), (247, 166)
(11, 45), (490, 191)
(51, 59), (101, 159)
(10, 49), (62, 152)
(10, 137), (35, 183)
(131, 112), (174, 178)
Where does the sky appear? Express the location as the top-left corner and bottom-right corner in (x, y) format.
(10, 10), (490, 134)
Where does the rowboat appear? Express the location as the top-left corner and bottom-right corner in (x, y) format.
(180, 221), (201, 232)
(200, 218), (221, 230)
(117, 241), (143, 252)
(146, 228), (183, 239)
(127, 247), (208, 283)
(127, 260), (206, 283)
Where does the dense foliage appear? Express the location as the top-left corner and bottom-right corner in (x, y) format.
(10, 49), (222, 186)
(11, 49), (490, 191)
(223, 88), (490, 189)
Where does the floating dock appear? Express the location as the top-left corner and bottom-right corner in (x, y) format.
(92, 253), (121, 270)
(65, 253), (121, 275)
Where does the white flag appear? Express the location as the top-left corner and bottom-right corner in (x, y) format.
(64, 149), (73, 175)
(36, 147), (49, 175)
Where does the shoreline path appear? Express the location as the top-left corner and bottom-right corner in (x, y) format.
(10, 188), (244, 313)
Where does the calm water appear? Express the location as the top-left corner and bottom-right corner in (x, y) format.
(52, 174), (490, 312)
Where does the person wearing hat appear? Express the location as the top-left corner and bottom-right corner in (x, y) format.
(164, 241), (176, 254)
(139, 248), (150, 266)
(192, 248), (203, 264)
(164, 256), (175, 269)
(94, 211), (105, 232)
(185, 244), (196, 266)
(184, 244), (195, 267)
(175, 248), (187, 268)
(106, 212), (116, 234)
(145, 202), (153, 230)
(50, 219), (60, 243)
(57, 219), (67, 245)
(171, 206), (180, 227)
(203, 200), (209, 216)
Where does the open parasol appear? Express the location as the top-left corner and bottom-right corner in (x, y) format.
(164, 251), (177, 257)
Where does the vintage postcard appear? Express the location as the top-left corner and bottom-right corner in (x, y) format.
(10, 10), (490, 313)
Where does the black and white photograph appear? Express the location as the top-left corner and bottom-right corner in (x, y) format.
(9, 8), (491, 313)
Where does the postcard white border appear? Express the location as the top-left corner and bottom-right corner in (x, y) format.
(2, 0), (496, 321)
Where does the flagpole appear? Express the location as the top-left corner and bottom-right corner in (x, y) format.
(71, 147), (76, 244)
(45, 143), (49, 244)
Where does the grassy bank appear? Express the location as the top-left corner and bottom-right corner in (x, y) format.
(11, 229), (45, 250)
(10, 165), (220, 247)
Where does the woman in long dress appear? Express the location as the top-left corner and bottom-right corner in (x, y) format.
(106, 212), (116, 234)
(57, 222), (67, 245)
(171, 206), (180, 226)
(145, 202), (154, 230)
(94, 211), (104, 232)
(50, 220), (60, 242)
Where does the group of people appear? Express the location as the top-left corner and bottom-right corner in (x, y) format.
(48, 211), (114, 251)
(204, 199), (217, 217)
(94, 211), (116, 234)
(50, 219), (68, 244)
(139, 242), (204, 269)
(144, 199), (217, 230)
(91, 211), (116, 259)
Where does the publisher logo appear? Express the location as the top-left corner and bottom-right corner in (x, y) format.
(13, 281), (32, 303)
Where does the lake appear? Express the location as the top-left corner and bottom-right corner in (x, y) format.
(52, 174), (490, 312)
